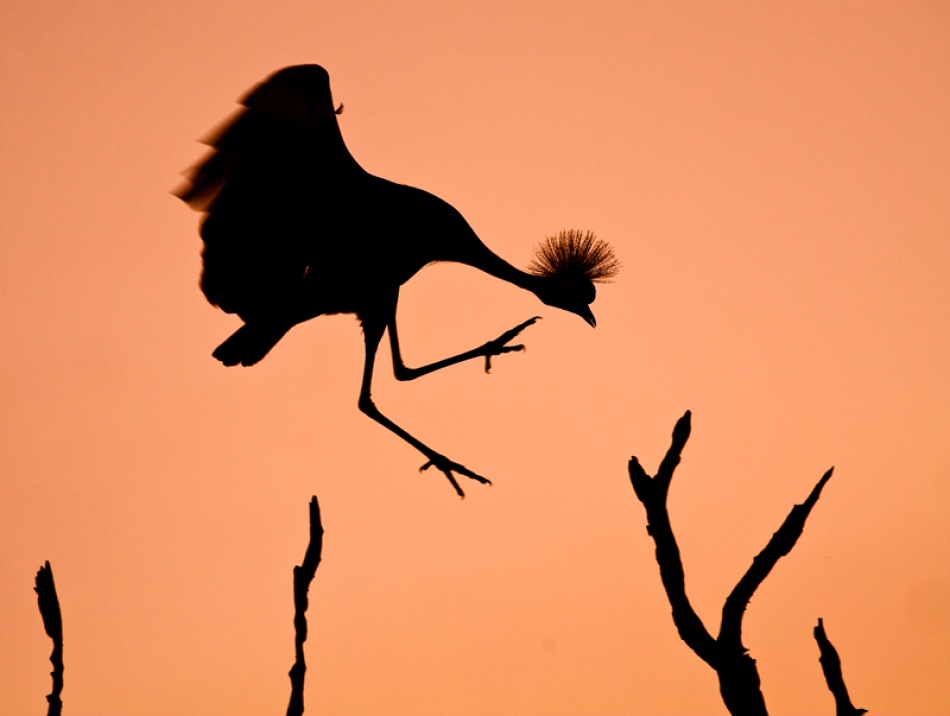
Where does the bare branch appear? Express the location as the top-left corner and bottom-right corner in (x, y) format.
(287, 496), (325, 716)
(815, 619), (867, 716)
(628, 411), (718, 667)
(719, 468), (833, 649)
(34, 561), (63, 716)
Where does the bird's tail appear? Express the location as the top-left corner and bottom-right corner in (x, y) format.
(213, 322), (291, 367)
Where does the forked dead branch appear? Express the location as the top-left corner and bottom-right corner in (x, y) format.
(628, 410), (865, 715)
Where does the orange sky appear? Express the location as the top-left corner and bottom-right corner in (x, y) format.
(1, 2), (948, 714)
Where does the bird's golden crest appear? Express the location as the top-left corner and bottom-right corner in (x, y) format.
(528, 230), (620, 283)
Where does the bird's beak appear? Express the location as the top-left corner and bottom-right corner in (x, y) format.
(577, 305), (596, 327)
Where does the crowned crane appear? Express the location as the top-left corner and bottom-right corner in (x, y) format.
(176, 65), (619, 496)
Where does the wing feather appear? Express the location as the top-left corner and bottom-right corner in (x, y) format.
(175, 65), (362, 318)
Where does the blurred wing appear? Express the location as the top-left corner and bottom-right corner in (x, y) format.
(173, 111), (239, 211)
(174, 65), (360, 211)
(174, 65), (363, 317)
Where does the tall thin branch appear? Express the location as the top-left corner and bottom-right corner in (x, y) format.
(34, 561), (63, 716)
(287, 496), (324, 716)
(814, 619), (867, 716)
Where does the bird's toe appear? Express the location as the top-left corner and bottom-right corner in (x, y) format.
(420, 454), (492, 497)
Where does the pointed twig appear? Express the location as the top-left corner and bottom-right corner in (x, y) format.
(34, 561), (63, 716)
(815, 618), (867, 715)
(287, 496), (324, 716)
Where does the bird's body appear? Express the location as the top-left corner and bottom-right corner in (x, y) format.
(177, 65), (618, 495)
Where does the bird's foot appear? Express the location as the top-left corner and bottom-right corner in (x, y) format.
(481, 316), (541, 373)
(420, 454), (492, 498)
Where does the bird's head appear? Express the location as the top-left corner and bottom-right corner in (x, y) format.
(527, 230), (620, 327)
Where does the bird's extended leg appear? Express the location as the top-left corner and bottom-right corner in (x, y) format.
(358, 314), (491, 498)
(388, 312), (541, 380)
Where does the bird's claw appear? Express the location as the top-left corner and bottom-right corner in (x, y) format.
(420, 455), (492, 498)
(482, 316), (541, 373)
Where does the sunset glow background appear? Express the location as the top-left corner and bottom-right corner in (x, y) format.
(2, 2), (949, 714)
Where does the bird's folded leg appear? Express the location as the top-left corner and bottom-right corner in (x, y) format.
(482, 316), (541, 373)
(420, 454), (492, 498)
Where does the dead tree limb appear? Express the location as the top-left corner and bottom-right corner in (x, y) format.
(815, 619), (867, 715)
(287, 496), (324, 716)
(628, 411), (834, 716)
(34, 561), (63, 716)
(628, 411), (719, 667)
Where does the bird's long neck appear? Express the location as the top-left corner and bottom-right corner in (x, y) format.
(417, 191), (544, 296)
(460, 244), (542, 296)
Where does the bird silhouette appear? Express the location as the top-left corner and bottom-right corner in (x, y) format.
(176, 64), (619, 496)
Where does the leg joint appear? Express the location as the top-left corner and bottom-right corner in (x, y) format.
(358, 394), (378, 416)
(394, 364), (421, 381)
